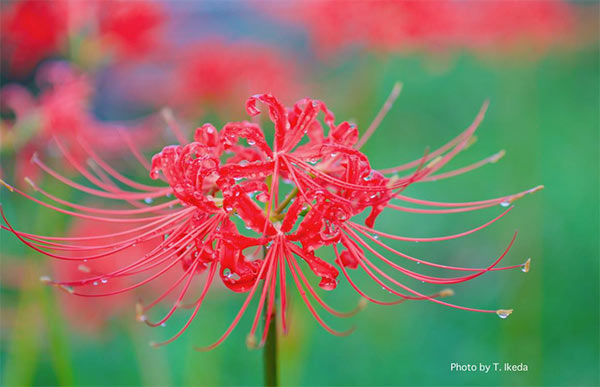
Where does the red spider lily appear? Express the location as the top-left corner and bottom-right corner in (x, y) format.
(0, 0), (167, 76)
(0, 0), (69, 75)
(97, 0), (167, 61)
(169, 41), (301, 117)
(266, 0), (576, 57)
(0, 61), (157, 183)
(1, 87), (540, 349)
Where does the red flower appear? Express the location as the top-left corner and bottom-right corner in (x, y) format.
(0, 0), (167, 76)
(97, 0), (166, 60)
(1, 88), (540, 348)
(170, 41), (301, 117)
(0, 0), (69, 75)
(0, 61), (157, 183)
(266, 0), (576, 57)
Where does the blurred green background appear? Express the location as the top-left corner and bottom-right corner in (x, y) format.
(1, 2), (599, 387)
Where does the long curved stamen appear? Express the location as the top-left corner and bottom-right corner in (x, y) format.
(161, 107), (188, 145)
(334, 245), (406, 305)
(355, 82), (403, 150)
(350, 206), (513, 243)
(118, 128), (152, 170)
(31, 153), (172, 200)
(378, 101), (488, 174)
(422, 150), (505, 182)
(55, 136), (164, 193)
(394, 185), (544, 208)
(348, 224), (527, 272)
(151, 263), (217, 348)
(353, 233), (517, 313)
(195, 241), (276, 351)
(1, 206), (192, 243)
(143, 260), (200, 327)
(287, 246), (366, 318)
(247, 240), (279, 345)
(25, 178), (180, 216)
(283, 243), (354, 337)
(345, 228), (520, 285)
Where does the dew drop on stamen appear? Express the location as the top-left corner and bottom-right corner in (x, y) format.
(247, 139), (256, 146)
(372, 234), (379, 240)
(496, 309), (513, 319)
(144, 197), (154, 204)
(500, 200), (511, 208)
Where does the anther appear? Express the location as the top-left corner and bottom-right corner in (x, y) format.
(246, 333), (257, 349)
(426, 156), (443, 168)
(58, 284), (74, 294)
(23, 177), (37, 190)
(135, 301), (146, 322)
(489, 149), (506, 163)
(0, 179), (14, 192)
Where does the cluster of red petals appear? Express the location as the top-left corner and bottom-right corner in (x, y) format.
(1, 91), (539, 349)
(0, 61), (156, 182)
(268, 0), (576, 56)
(0, 0), (166, 75)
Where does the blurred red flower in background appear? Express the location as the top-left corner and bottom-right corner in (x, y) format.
(52, 216), (163, 334)
(97, 0), (167, 60)
(0, 0), (167, 75)
(0, 0), (69, 75)
(1, 89), (540, 349)
(268, 0), (576, 57)
(170, 41), (302, 117)
(0, 61), (157, 183)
